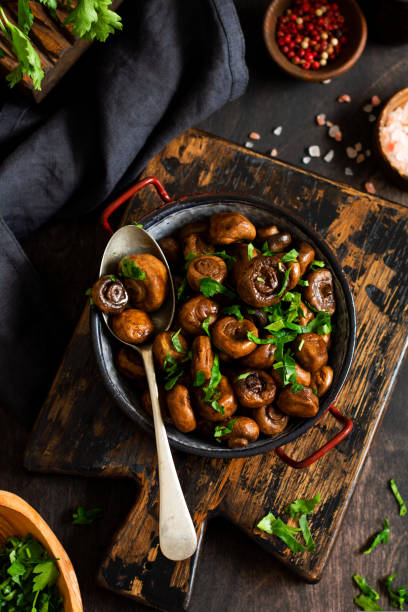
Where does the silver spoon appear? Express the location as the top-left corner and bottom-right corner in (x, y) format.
(99, 224), (197, 561)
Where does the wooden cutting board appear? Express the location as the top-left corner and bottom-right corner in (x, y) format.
(24, 128), (408, 611)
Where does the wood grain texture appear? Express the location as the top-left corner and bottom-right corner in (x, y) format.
(24, 129), (408, 610)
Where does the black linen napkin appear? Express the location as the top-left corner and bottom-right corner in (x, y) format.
(0, 0), (248, 426)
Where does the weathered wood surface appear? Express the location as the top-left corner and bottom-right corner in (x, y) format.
(0, 1), (121, 102)
(24, 129), (408, 610)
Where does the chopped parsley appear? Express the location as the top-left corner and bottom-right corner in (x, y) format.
(285, 494), (321, 517)
(234, 371), (253, 382)
(386, 574), (408, 610)
(297, 278), (309, 287)
(121, 257), (146, 281)
(170, 329), (186, 354)
(177, 277), (188, 301)
(363, 518), (390, 554)
(223, 305), (244, 320)
(214, 418), (238, 442)
(163, 352), (191, 390)
(199, 278), (236, 300)
(277, 266), (291, 298)
(193, 370), (206, 387)
(203, 354), (224, 414)
(72, 506), (103, 525)
(281, 249), (299, 263)
(132, 222), (144, 227)
(390, 479), (407, 517)
(85, 287), (95, 307)
(353, 574), (380, 601)
(310, 260), (325, 270)
(354, 594), (383, 611)
(257, 277), (265, 283)
(202, 315), (212, 337)
(247, 243), (255, 260)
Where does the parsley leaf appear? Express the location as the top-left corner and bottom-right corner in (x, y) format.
(310, 260), (325, 270)
(285, 494), (321, 517)
(202, 354), (224, 413)
(18, 0), (34, 35)
(171, 329), (186, 354)
(193, 370), (206, 387)
(85, 288), (95, 307)
(257, 277), (265, 283)
(353, 574), (380, 601)
(214, 418), (238, 442)
(132, 222), (144, 227)
(257, 512), (306, 553)
(281, 249), (299, 263)
(120, 257), (146, 281)
(72, 506), (103, 524)
(202, 315), (212, 337)
(234, 372), (253, 382)
(63, 0), (122, 42)
(354, 594), (383, 611)
(247, 332), (275, 345)
(247, 243), (255, 260)
(199, 278), (236, 300)
(177, 277), (188, 301)
(223, 305), (244, 320)
(277, 266), (291, 298)
(390, 479), (407, 517)
(32, 561), (59, 592)
(386, 574), (408, 610)
(297, 278), (309, 287)
(299, 514), (315, 552)
(363, 518), (390, 554)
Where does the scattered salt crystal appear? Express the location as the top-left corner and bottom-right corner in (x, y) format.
(368, 114), (376, 122)
(324, 150), (334, 162)
(326, 120), (334, 127)
(245, 141), (254, 149)
(365, 149), (372, 157)
(365, 181), (376, 194)
(363, 104), (373, 113)
(334, 131), (343, 142)
(354, 142), (363, 152)
(249, 131), (261, 140)
(316, 114), (326, 126)
(337, 94), (351, 103)
(322, 79), (332, 84)
(273, 126), (283, 136)
(308, 145), (321, 157)
(345, 167), (354, 176)
(302, 156), (311, 164)
(380, 99), (408, 175)
(356, 154), (365, 164)
(270, 148), (278, 157)
(346, 147), (357, 159)
(371, 95), (381, 107)
(328, 124), (340, 138)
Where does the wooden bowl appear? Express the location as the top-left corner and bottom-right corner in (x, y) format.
(374, 87), (408, 190)
(0, 491), (83, 612)
(263, 0), (367, 82)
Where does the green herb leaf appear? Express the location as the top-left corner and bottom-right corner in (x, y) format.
(298, 339), (304, 351)
(18, 0), (34, 34)
(132, 222), (144, 227)
(247, 243), (255, 260)
(171, 329), (186, 354)
(291, 382), (305, 393)
(257, 277), (265, 283)
(354, 594), (383, 611)
(72, 506), (103, 525)
(297, 279), (309, 286)
(285, 494), (321, 518)
(390, 479), (407, 517)
(193, 370), (206, 387)
(353, 574), (380, 601)
(277, 266), (291, 298)
(202, 315), (212, 337)
(109, 275), (116, 282)
(223, 305), (244, 320)
(310, 260), (325, 270)
(120, 257), (146, 281)
(199, 278), (236, 300)
(32, 561), (58, 592)
(281, 249), (299, 263)
(7, 561), (26, 578)
(234, 372), (253, 382)
(257, 513), (306, 553)
(363, 518), (390, 554)
(386, 574), (408, 610)
(214, 418), (238, 441)
(177, 277), (188, 301)
(203, 354), (222, 402)
(298, 514), (315, 552)
(247, 332), (274, 345)
(63, 0), (122, 42)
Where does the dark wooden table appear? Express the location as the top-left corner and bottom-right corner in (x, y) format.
(3, 2), (407, 611)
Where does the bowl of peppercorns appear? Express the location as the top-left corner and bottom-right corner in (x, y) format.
(263, 0), (367, 82)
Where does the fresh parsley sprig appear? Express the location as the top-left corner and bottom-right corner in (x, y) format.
(120, 257), (146, 281)
(363, 518), (390, 554)
(214, 418), (238, 443)
(170, 329), (186, 354)
(72, 506), (103, 525)
(390, 479), (407, 517)
(199, 278), (236, 300)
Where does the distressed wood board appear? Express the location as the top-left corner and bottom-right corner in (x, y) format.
(0, 0), (122, 102)
(24, 128), (408, 611)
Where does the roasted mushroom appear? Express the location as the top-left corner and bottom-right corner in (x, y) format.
(311, 365), (333, 397)
(195, 375), (238, 422)
(256, 225), (279, 241)
(224, 416), (259, 448)
(141, 387), (172, 424)
(294, 333), (328, 372)
(212, 316), (258, 359)
(243, 307), (268, 329)
(179, 221), (209, 240)
(240, 335), (276, 368)
(91, 275), (128, 314)
(158, 236), (180, 267)
(228, 243), (257, 286)
(253, 404), (289, 436)
(266, 231), (292, 252)
(166, 385), (197, 432)
(303, 268), (336, 314)
(298, 301), (314, 327)
(112, 309), (154, 344)
(277, 386), (319, 418)
(115, 347), (145, 382)
(295, 362), (312, 387)
(183, 233), (215, 259)
(191, 336), (214, 382)
(152, 330), (188, 369)
(186, 255), (227, 292)
(178, 295), (219, 336)
(118, 253), (168, 312)
(233, 370), (276, 408)
(297, 241), (315, 276)
(209, 212), (256, 244)
(236, 256), (289, 308)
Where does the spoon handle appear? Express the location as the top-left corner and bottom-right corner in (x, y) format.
(142, 349), (197, 561)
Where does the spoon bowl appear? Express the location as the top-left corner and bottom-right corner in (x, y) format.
(98, 224), (197, 561)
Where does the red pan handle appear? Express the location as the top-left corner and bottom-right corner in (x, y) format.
(275, 405), (353, 469)
(101, 177), (172, 234)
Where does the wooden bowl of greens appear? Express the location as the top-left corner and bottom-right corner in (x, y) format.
(0, 490), (82, 611)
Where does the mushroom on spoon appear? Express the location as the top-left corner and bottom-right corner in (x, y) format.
(98, 224), (197, 562)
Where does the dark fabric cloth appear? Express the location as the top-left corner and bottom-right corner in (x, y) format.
(0, 0), (248, 426)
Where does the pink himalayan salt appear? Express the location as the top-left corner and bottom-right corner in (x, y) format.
(380, 99), (408, 175)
